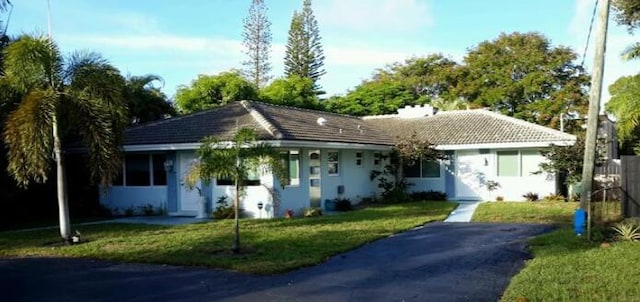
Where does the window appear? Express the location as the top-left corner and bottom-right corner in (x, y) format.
(328, 151), (339, 175)
(497, 151), (519, 177)
(125, 154), (151, 186)
(404, 158), (441, 178)
(373, 152), (382, 166)
(287, 151), (300, 186)
(497, 150), (541, 177)
(355, 152), (363, 166)
(152, 154), (167, 186)
(117, 153), (167, 186)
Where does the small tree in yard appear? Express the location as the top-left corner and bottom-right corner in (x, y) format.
(537, 136), (605, 199)
(371, 133), (444, 202)
(185, 127), (286, 254)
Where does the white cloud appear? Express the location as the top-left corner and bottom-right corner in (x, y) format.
(315, 0), (433, 33)
(59, 34), (243, 54)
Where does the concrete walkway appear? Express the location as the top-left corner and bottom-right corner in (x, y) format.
(444, 201), (482, 222)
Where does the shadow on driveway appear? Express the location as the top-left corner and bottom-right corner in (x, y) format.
(0, 222), (553, 302)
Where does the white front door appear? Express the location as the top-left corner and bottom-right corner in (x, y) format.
(179, 152), (201, 214)
(455, 150), (487, 200)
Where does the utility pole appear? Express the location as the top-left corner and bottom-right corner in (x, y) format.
(580, 0), (610, 239)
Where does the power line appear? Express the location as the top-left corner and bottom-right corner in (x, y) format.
(581, 0), (600, 67)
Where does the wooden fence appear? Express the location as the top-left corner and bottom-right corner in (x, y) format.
(621, 156), (640, 217)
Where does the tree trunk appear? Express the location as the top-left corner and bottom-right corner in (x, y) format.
(53, 116), (71, 243)
(232, 178), (240, 254)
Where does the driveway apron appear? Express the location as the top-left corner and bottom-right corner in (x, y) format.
(0, 223), (553, 302)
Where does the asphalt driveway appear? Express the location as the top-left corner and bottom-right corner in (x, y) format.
(0, 222), (553, 302)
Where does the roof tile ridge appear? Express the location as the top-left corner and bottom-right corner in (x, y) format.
(361, 114), (400, 120)
(251, 100), (363, 119)
(240, 100), (283, 139)
(477, 109), (576, 140)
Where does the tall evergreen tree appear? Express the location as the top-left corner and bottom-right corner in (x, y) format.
(241, 0), (272, 88)
(284, 0), (325, 91)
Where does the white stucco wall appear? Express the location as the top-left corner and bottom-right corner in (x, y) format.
(100, 186), (167, 213)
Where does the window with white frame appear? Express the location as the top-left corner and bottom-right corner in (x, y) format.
(404, 158), (441, 178)
(497, 150), (540, 177)
(328, 151), (339, 175)
(114, 154), (167, 186)
(373, 152), (382, 166)
(280, 150), (300, 186)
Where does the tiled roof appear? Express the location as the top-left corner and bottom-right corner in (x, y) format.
(123, 101), (394, 146)
(363, 109), (576, 146)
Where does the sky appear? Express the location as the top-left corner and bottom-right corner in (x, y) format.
(3, 0), (639, 104)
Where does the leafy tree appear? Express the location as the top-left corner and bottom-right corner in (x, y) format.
(458, 32), (590, 130)
(430, 97), (468, 111)
(324, 79), (420, 116)
(605, 75), (640, 153)
(259, 75), (319, 109)
(242, 0), (272, 88)
(124, 74), (175, 124)
(175, 70), (257, 114)
(284, 0), (325, 91)
(613, 0), (640, 32)
(185, 127), (286, 254)
(1, 35), (127, 243)
(323, 54), (460, 116)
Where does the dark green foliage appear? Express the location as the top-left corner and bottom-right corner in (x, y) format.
(410, 190), (447, 201)
(522, 192), (540, 202)
(124, 75), (175, 125)
(242, 0), (272, 88)
(537, 136), (605, 186)
(324, 54), (459, 116)
(606, 75), (640, 153)
(174, 71), (258, 114)
(284, 0), (325, 91)
(613, 0), (640, 32)
(333, 198), (352, 211)
(459, 32), (589, 130)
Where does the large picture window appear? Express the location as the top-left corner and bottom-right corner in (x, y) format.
(404, 158), (441, 178)
(116, 154), (167, 186)
(497, 150), (540, 177)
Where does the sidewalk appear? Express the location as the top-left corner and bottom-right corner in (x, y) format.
(444, 201), (482, 222)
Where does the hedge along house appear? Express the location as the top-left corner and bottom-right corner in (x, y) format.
(362, 105), (576, 201)
(100, 101), (395, 218)
(100, 101), (576, 217)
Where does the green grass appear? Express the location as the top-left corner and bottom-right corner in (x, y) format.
(501, 228), (640, 301)
(472, 201), (578, 224)
(0, 201), (455, 275)
(472, 200), (637, 301)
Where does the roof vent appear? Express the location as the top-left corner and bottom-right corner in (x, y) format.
(397, 104), (436, 118)
(317, 117), (327, 126)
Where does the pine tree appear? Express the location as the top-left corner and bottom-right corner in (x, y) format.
(242, 0), (272, 88)
(284, 0), (325, 91)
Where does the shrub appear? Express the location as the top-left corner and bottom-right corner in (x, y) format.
(611, 222), (640, 242)
(334, 198), (353, 211)
(124, 206), (136, 217)
(139, 204), (156, 216)
(381, 187), (412, 203)
(522, 192), (539, 202)
(542, 194), (566, 202)
(410, 190), (447, 201)
(304, 207), (323, 217)
(213, 196), (243, 219)
(495, 196), (504, 202)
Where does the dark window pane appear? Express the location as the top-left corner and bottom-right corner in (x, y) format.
(421, 160), (440, 178)
(152, 154), (167, 186)
(404, 162), (421, 177)
(113, 167), (124, 186)
(125, 154), (150, 186)
(217, 179), (233, 186)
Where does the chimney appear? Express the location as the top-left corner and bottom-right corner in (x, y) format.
(397, 104), (436, 118)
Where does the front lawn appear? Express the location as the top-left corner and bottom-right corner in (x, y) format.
(0, 201), (455, 274)
(472, 201), (577, 224)
(472, 200), (637, 301)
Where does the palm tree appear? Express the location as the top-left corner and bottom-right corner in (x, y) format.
(1, 34), (126, 243)
(186, 127), (286, 253)
(124, 74), (176, 125)
(622, 42), (640, 61)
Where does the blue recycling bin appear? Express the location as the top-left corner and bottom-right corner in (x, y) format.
(574, 208), (586, 236)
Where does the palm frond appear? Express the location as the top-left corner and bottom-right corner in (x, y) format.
(622, 42), (640, 61)
(3, 89), (56, 186)
(3, 34), (63, 92)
